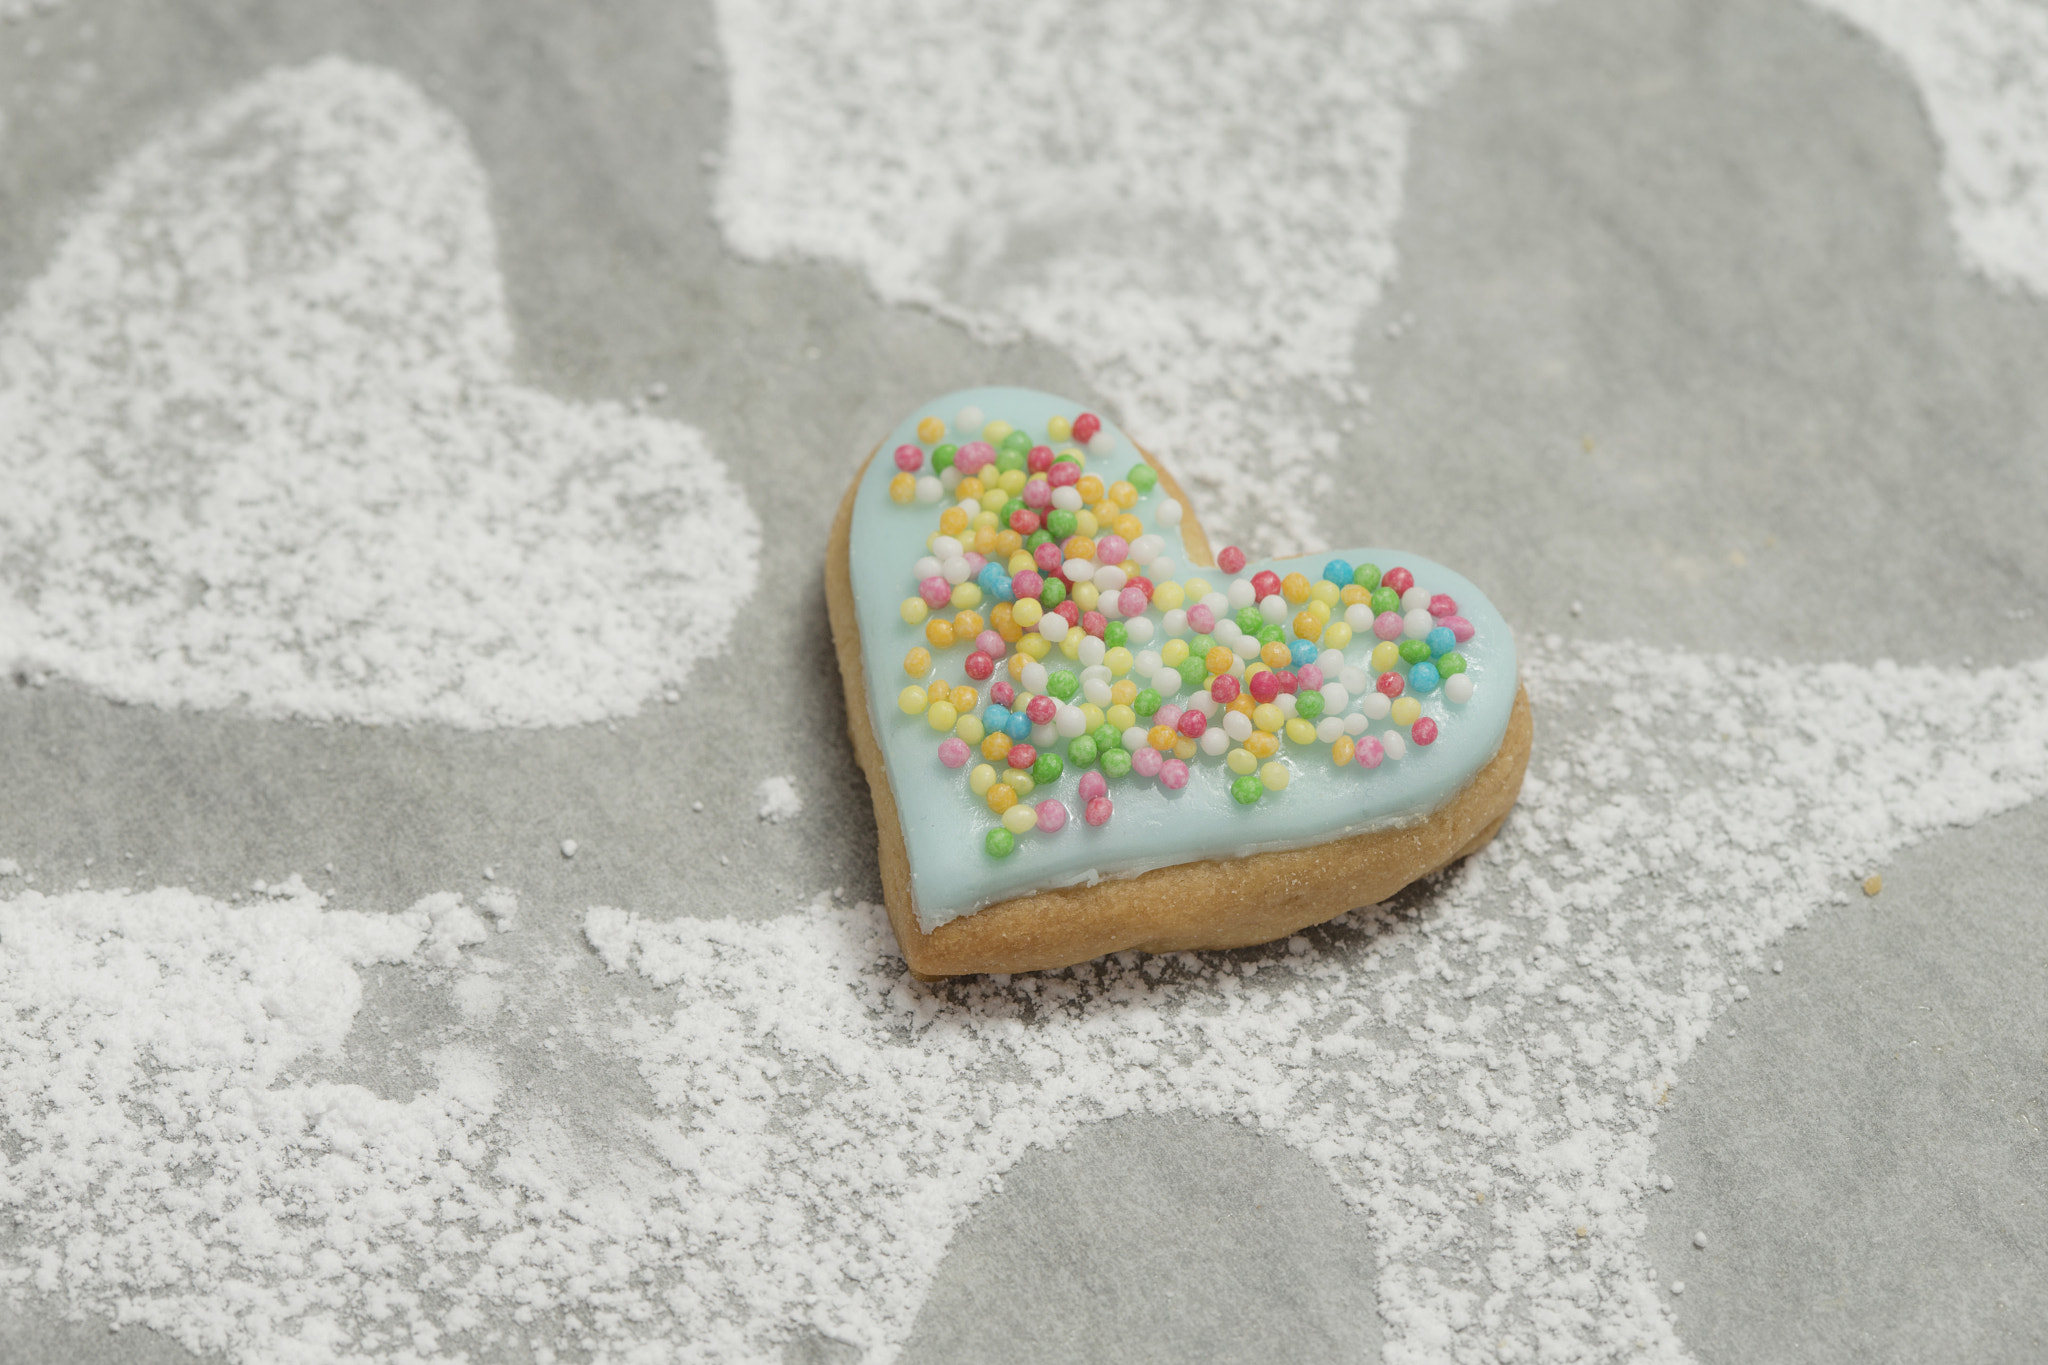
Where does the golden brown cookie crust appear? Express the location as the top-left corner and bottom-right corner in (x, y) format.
(827, 441), (1533, 979)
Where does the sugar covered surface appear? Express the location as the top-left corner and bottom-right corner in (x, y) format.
(5, 639), (2045, 1363)
(0, 59), (761, 729)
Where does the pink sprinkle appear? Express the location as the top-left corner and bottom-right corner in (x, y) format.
(1072, 413), (1102, 444)
(1429, 593), (1458, 618)
(920, 577), (953, 608)
(1446, 615), (1475, 643)
(1025, 695), (1057, 725)
(1027, 445), (1055, 473)
(1356, 736), (1385, 768)
(1047, 461), (1081, 488)
(965, 651), (994, 681)
(1298, 664), (1324, 691)
(1209, 675), (1240, 705)
(1274, 670), (1298, 695)
(1377, 672), (1405, 698)
(1131, 747), (1164, 778)
(1008, 743), (1036, 770)
(1081, 611), (1107, 638)
(938, 737), (971, 768)
(1034, 543), (1065, 573)
(1077, 771), (1108, 803)
(1374, 611), (1405, 641)
(1085, 795), (1114, 827)
(1155, 703), (1184, 729)
(1176, 710), (1207, 738)
(1159, 759), (1190, 790)
(894, 444), (923, 472)
(1382, 567), (1415, 594)
(1012, 569), (1044, 599)
(975, 629), (1006, 658)
(1249, 672), (1281, 704)
(1186, 603), (1215, 633)
(963, 552), (986, 573)
(991, 680), (1016, 707)
(1095, 534), (1129, 565)
(1118, 585), (1149, 617)
(1054, 601), (1082, 626)
(1022, 478), (1053, 509)
(1036, 799), (1068, 833)
(1412, 717), (1438, 746)
(956, 440), (995, 474)
(1216, 546), (1247, 574)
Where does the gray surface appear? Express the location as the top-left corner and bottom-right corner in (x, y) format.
(0, 0), (2043, 1361)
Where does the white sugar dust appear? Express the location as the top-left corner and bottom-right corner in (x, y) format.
(757, 775), (804, 823)
(0, 59), (761, 729)
(5, 641), (2045, 1363)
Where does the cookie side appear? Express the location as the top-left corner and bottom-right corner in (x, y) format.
(827, 442), (1532, 979)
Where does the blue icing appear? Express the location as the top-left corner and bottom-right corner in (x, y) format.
(849, 387), (1518, 934)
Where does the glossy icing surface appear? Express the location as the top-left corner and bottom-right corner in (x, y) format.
(849, 387), (1517, 932)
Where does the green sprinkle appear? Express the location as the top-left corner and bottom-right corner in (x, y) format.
(1032, 752), (1063, 785)
(1101, 748), (1133, 778)
(1091, 723), (1122, 753)
(1133, 688), (1162, 717)
(1001, 430), (1034, 457)
(1040, 579), (1067, 608)
(1046, 670), (1079, 700)
(1025, 530), (1053, 551)
(1352, 563), (1381, 591)
(1235, 607), (1265, 635)
(1054, 451), (1084, 467)
(1046, 509), (1078, 539)
(1001, 496), (1027, 521)
(933, 443), (959, 473)
(1068, 735), (1099, 767)
(1176, 657), (1209, 689)
(1189, 634), (1216, 657)
(1230, 774), (1263, 805)
(1437, 652), (1467, 676)
(1258, 624), (1287, 647)
(985, 827), (1015, 858)
(1370, 586), (1401, 615)
(996, 449), (1028, 474)
(1295, 690), (1325, 719)
(1399, 639), (1432, 664)
(1127, 463), (1158, 493)
(1104, 620), (1128, 648)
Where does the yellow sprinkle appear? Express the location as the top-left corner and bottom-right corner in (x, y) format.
(969, 763), (998, 796)
(1227, 747), (1258, 775)
(1002, 804), (1038, 835)
(1284, 718), (1317, 745)
(1259, 761), (1291, 792)
(1390, 697), (1421, 726)
(1863, 874), (1883, 897)
(917, 416), (946, 444)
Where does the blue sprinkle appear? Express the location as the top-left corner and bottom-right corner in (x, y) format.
(983, 703), (1011, 732)
(1006, 711), (1033, 741)
(1427, 625), (1457, 657)
(976, 564), (1014, 601)
(1322, 558), (1354, 586)
(1409, 661), (1442, 693)
(1289, 639), (1319, 669)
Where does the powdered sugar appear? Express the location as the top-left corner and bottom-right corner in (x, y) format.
(6, 641), (2044, 1363)
(756, 775), (804, 823)
(0, 59), (762, 728)
(1813, 0), (2048, 297)
(714, 0), (1529, 552)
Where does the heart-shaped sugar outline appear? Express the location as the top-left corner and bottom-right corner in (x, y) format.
(831, 387), (1530, 973)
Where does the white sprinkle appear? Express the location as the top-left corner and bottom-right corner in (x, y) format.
(560, 839), (578, 859)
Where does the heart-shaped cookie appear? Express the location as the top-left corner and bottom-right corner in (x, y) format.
(828, 387), (1531, 977)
